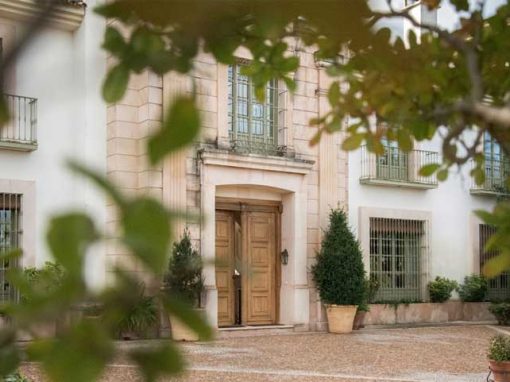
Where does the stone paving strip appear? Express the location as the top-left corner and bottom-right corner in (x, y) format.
(20, 325), (501, 381)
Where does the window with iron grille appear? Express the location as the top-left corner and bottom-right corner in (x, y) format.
(227, 63), (280, 155)
(483, 132), (509, 193)
(370, 218), (425, 302)
(0, 193), (21, 303)
(480, 224), (510, 300)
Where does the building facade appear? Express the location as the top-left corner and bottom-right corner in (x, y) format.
(1, 0), (506, 333)
(106, 44), (348, 331)
(0, 0), (107, 292)
(348, 1), (507, 305)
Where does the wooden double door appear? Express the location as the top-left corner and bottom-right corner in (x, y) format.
(215, 202), (280, 327)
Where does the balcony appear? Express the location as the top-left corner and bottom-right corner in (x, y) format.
(360, 145), (439, 189)
(228, 131), (289, 157)
(0, 94), (37, 151)
(470, 158), (510, 196)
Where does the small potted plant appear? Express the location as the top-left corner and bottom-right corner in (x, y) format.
(488, 335), (510, 381)
(164, 229), (204, 341)
(312, 209), (365, 334)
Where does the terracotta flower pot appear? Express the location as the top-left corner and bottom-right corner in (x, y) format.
(353, 310), (367, 330)
(489, 360), (510, 382)
(325, 305), (357, 334)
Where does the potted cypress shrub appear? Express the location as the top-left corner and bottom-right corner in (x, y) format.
(312, 209), (365, 334)
(488, 335), (510, 381)
(164, 229), (204, 341)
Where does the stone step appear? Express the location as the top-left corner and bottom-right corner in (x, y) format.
(217, 325), (296, 339)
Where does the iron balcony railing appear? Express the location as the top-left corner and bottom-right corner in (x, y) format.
(360, 145), (439, 187)
(228, 131), (288, 156)
(0, 94), (37, 149)
(471, 158), (510, 195)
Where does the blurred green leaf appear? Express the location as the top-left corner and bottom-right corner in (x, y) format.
(148, 96), (201, 165)
(341, 134), (364, 151)
(0, 96), (9, 127)
(328, 82), (340, 106)
(419, 163), (440, 177)
(28, 320), (114, 382)
(122, 198), (171, 272)
(103, 26), (127, 56)
(437, 168), (449, 182)
(450, 0), (469, 11)
(130, 343), (184, 382)
(161, 295), (213, 341)
(0, 329), (20, 377)
(47, 213), (98, 277)
(103, 64), (129, 103)
(483, 252), (510, 279)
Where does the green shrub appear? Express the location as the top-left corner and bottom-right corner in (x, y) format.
(22, 262), (66, 303)
(489, 335), (510, 362)
(366, 276), (380, 303)
(311, 209), (365, 306)
(164, 229), (204, 307)
(427, 276), (458, 303)
(457, 274), (488, 302)
(489, 302), (510, 325)
(358, 277), (380, 312)
(116, 284), (158, 337)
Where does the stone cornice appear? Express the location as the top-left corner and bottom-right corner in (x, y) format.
(199, 147), (315, 175)
(0, 0), (86, 31)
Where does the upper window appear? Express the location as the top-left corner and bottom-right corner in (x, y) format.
(0, 193), (21, 303)
(483, 132), (509, 192)
(227, 63), (280, 155)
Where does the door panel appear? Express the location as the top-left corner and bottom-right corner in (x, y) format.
(215, 211), (235, 326)
(243, 211), (276, 325)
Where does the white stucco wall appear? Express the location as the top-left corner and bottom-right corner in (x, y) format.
(348, 135), (498, 291)
(0, 3), (107, 288)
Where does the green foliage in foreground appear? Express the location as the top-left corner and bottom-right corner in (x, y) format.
(312, 210), (365, 306)
(0, 0), (510, 380)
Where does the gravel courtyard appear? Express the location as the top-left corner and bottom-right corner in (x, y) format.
(21, 324), (503, 381)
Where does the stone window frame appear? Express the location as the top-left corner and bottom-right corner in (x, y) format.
(0, 179), (35, 269)
(359, 206), (431, 301)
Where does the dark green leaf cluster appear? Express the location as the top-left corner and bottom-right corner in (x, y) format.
(311, 209), (365, 306)
(164, 230), (204, 307)
(457, 274), (488, 302)
(489, 335), (510, 362)
(427, 276), (458, 303)
(489, 302), (510, 326)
